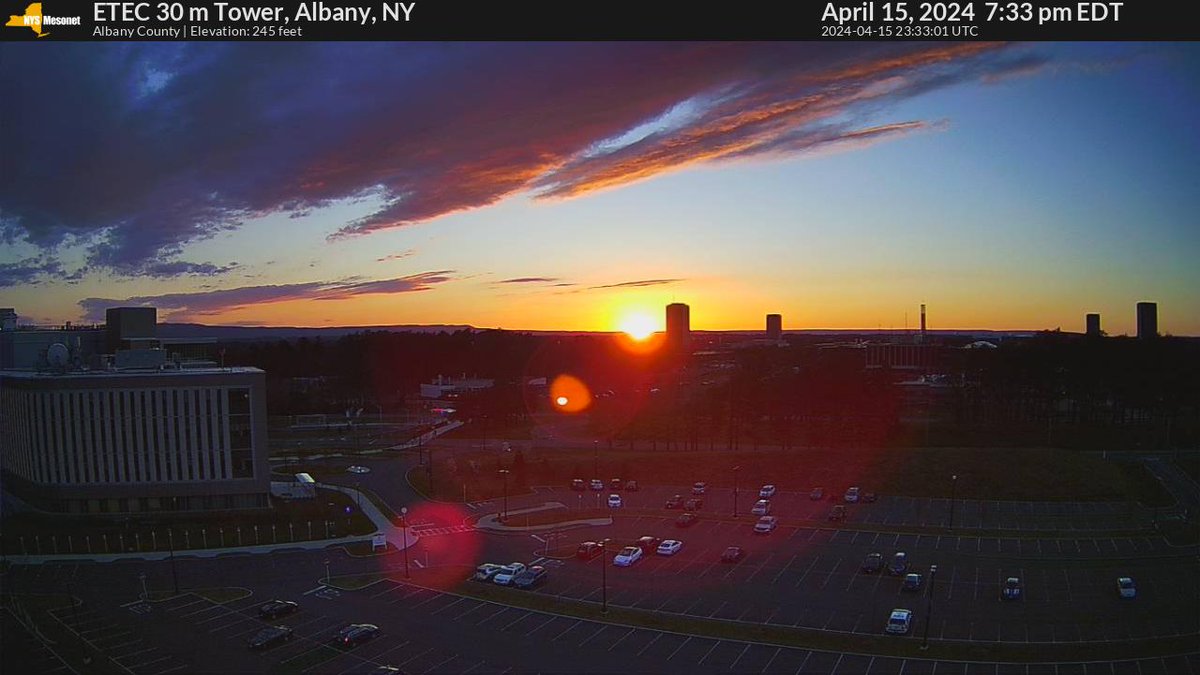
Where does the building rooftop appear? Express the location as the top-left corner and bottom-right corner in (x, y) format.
(0, 366), (263, 379)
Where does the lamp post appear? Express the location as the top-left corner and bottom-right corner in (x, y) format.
(324, 559), (330, 584)
(948, 475), (958, 529)
(593, 440), (599, 477)
(167, 528), (179, 595)
(400, 507), (410, 579)
(498, 469), (510, 522)
(600, 538), (611, 613)
(732, 466), (741, 518)
(921, 563), (938, 649)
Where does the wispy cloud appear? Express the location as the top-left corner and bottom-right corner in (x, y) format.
(78, 270), (455, 322)
(496, 276), (561, 284)
(376, 249), (416, 263)
(2, 43), (1045, 279)
(589, 278), (684, 290)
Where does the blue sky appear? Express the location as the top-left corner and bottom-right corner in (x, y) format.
(1, 42), (1196, 334)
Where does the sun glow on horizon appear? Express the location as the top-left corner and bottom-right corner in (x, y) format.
(618, 312), (658, 341)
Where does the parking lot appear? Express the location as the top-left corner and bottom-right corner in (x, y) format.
(515, 484), (1155, 533)
(474, 514), (1200, 644)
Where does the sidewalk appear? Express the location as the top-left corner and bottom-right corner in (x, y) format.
(474, 502), (612, 533)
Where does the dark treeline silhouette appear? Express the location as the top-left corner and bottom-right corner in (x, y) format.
(221, 329), (1198, 451)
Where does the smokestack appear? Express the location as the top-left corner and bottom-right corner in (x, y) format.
(918, 303), (926, 344)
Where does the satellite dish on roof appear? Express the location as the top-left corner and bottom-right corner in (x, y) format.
(48, 343), (69, 368)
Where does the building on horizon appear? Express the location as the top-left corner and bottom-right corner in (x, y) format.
(665, 303), (690, 352)
(1136, 302), (1158, 339)
(766, 314), (782, 341)
(0, 307), (270, 515)
(1086, 313), (1101, 337)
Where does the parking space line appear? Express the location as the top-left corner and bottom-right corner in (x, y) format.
(606, 628), (636, 652)
(707, 601), (728, 618)
(124, 654), (174, 670)
(397, 646), (437, 668)
(666, 636), (693, 661)
(795, 650), (813, 674)
(795, 556), (820, 588)
(521, 614), (558, 637)
(575, 624), (608, 647)
(154, 664), (190, 675)
(696, 639), (722, 665)
(818, 560), (842, 591)
(476, 606), (513, 626)
(420, 654), (459, 674)
(636, 632), (662, 657)
(549, 619), (582, 641)
(429, 597), (467, 616)
(773, 555), (798, 584)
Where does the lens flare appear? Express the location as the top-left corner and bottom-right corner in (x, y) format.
(549, 374), (591, 413)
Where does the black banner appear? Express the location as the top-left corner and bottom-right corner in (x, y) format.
(1, 1), (1195, 41)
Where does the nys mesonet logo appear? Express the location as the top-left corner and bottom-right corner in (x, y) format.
(6, 2), (81, 37)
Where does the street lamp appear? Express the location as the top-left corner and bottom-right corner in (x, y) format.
(948, 475), (958, 529)
(599, 538), (611, 613)
(732, 466), (741, 518)
(593, 440), (599, 477)
(324, 559), (330, 584)
(921, 563), (938, 649)
(400, 507), (410, 579)
(498, 469), (510, 522)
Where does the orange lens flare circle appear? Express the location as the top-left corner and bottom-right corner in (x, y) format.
(549, 374), (591, 413)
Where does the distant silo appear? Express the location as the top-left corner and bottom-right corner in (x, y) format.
(666, 303), (690, 351)
(1085, 313), (1101, 337)
(766, 314), (782, 340)
(1136, 302), (1158, 339)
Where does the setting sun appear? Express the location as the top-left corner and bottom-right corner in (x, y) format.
(619, 312), (658, 341)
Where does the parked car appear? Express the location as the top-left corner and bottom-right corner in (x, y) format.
(861, 552), (883, 574)
(513, 566), (548, 589)
(720, 546), (746, 563)
(829, 505), (846, 521)
(610, 478), (623, 490)
(370, 667), (403, 675)
(347, 465), (370, 474)
(844, 487), (860, 503)
(692, 482), (707, 495)
(258, 600), (298, 619)
(571, 479), (586, 491)
(1002, 577), (1022, 601)
(885, 609), (913, 635)
(589, 479), (604, 491)
(624, 480), (639, 491)
(472, 563), (504, 581)
(492, 563), (527, 585)
(684, 498), (704, 510)
(636, 536), (662, 554)
(754, 516), (778, 533)
(334, 624), (380, 647)
(665, 494), (684, 509)
(751, 499), (771, 516)
(248, 625), (293, 649)
(862, 492), (878, 503)
(576, 542), (603, 561)
(902, 573), (923, 592)
(607, 494), (623, 508)
(656, 540), (683, 556)
(759, 484), (776, 499)
(809, 487), (824, 500)
(888, 552), (909, 576)
(613, 546), (643, 566)
(675, 512), (698, 528)
(1117, 577), (1136, 598)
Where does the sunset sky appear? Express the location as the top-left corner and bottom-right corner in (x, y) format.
(2, 42), (1197, 335)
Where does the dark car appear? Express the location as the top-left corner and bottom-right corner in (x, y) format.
(513, 565), (548, 589)
(675, 512), (698, 528)
(571, 479), (586, 491)
(610, 478), (623, 490)
(624, 480), (639, 491)
(888, 552), (909, 576)
(861, 552), (883, 574)
(636, 536), (662, 554)
(1002, 577), (1022, 601)
(334, 624), (380, 648)
(809, 487), (824, 500)
(248, 625), (293, 649)
(829, 505), (846, 521)
(902, 573), (923, 592)
(721, 546), (746, 563)
(576, 541), (603, 561)
(258, 599), (298, 619)
(684, 498), (704, 510)
(665, 494), (684, 509)
(862, 492), (878, 503)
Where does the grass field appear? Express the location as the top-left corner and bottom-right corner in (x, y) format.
(416, 445), (1174, 506)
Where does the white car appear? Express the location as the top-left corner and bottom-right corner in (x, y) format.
(656, 539), (683, 556)
(613, 546), (643, 566)
(607, 494), (623, 508)
(753, 516), (778, 533)
(751, 499), (771, 516)
(692, 482), (707, 495)
(492, 563), (527, 585)
(347, 465), (371, 474)
(759, 485), (776, 499)
(844, 487), (860, 503)
(886, 608), (913, 634)
(1117, 577), (1136, 598)
(589, 479), (604, 491)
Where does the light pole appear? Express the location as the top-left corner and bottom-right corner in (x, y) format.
(592, 440), (599, 477)
(167, 528), (179, 595)
(498, 469), (510, 522)
(600, 538), (611, 613)
(732, 466), (741, 518)
(138, 571), (148, 601)
(921, 563), (938, 649)
(324, 559), (330, 584)
(948, 475), (958, 529)
(400, 507), (410, 579)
